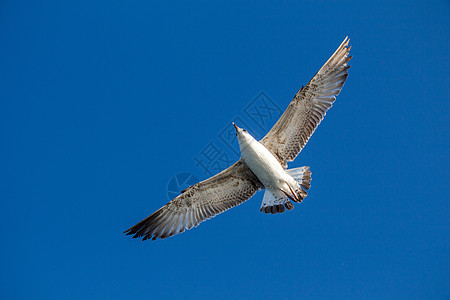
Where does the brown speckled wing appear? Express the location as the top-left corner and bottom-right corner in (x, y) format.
(124, 159), (263, 241)
(261, 37), (352, 168)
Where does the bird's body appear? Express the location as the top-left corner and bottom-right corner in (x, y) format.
(125, 37), (352, 241)
(235, 124), (301, 209)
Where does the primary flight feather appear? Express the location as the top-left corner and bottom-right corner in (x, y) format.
(124, 37), (352, 241)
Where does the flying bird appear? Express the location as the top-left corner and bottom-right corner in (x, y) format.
(125, 37), (352, 241)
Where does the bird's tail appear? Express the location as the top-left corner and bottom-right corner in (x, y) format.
(260, 166), (312, 214)
(287, 166), (312, 201)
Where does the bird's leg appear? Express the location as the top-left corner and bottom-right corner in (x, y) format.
(287, 183), (300, 202)
(280, 189), (297, 202)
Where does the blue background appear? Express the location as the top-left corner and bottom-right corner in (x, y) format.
(1, 1), (448, 299)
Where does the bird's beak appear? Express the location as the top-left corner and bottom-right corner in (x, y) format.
(232, 122), (239, 131)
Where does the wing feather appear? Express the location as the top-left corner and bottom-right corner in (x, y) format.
(261, 37), (351, 167)
(124, 159), (263, 240)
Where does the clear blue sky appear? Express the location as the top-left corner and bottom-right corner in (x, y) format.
(1, 1), (448, 299)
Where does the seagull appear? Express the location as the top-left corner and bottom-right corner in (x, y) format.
(124, 37), (352, 241)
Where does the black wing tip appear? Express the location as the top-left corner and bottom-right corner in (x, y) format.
(141, 235), (157, 241)
(124, 219), (179, 241)
(124, 224), (154, 241)
(124, 229), (159, 241)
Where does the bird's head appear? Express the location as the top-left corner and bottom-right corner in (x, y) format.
(232, 122), (248, 135)
(233, 122), (255, 149)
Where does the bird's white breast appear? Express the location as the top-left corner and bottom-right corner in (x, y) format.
(238, 134), (287, 190)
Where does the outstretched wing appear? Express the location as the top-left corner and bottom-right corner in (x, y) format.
(261, 37), (351, 167)
(124, 159), (263, 241)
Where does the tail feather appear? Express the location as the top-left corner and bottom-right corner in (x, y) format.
(284, 201), (294, 210)
(260, 190), (292, 214)
(287, 166), (312, 191)
(259, 166), (312, 214)
(288, 166), (312, 203)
